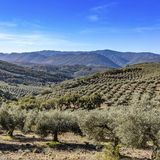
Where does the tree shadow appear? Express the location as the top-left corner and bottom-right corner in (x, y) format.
(0, 142), (100, 153)
(0, 143), (42, 152)
(9, 134), (102, 152)
(48, 142), (101, 152)
(0, 142), (151, 160)
(12, 134), (50, 143)
(0, 133), (102, 153)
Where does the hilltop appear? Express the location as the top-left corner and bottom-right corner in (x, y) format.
(0, 50), (160, 68)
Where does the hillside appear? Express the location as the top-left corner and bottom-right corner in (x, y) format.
(0, 60), (71, 85)
(0, 61), (108, 98)
(0, 60), (108, 84)
(29, 64), (108, 78)
(0, 50), (160, 68)
(38, 63), (160, 108)
(97, 50), (160, 66)
(0, 89), (16, 102)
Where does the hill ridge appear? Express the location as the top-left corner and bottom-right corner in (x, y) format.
(0, 49), (160, 68)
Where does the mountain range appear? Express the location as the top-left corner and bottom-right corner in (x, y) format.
(0, 50), (160, 68)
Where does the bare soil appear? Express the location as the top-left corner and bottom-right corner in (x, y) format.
(0, 131), (152, 160)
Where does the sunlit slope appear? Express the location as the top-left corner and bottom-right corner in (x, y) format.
(40, 63), (160, 107)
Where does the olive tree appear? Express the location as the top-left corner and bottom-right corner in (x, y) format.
(35, 110), (81, 141)
(78, 94), (105, 110)
(79, 110), (120, 150)
(53, 93), (104, 110)
(23, 109), (39, 133)
(0, 106), (26, 137)
(111, 101), (160, 159)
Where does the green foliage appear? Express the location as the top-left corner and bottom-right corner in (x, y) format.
(111, 101), (160, 149)
(18, 96), (41, 110)
(41, 89), (52, 95)
(46, 141), (62, 148)
(0, 106), (26, 136)
(0, 90), (16, 101)
(39, 93), (104, 110)
(98, 143), (120, 160)
(79, 110), (114, 142)
(79, 100), (160, 158)
(23, 109), (39, 133)
(0, 82), (43, 98)
(40, 99), (56, 110)
(78, 93), (105, 110)
(39, 63), (160, 109)
(35, 110), (80, 141)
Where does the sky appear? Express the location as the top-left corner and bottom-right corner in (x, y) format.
(0, 0), (160, 53)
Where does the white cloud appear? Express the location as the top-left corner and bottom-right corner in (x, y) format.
(0, 32), (91, 53)
(0, 20), (92, 52)
(91, 2), (118, 13)
(87, 2), (118, 22)
(87, 15), (99, 22)
(80, 24), (160, 35)
(0, 20), (43, 31)
(134, 25), (160, 32)
(0, 21), (17, 28)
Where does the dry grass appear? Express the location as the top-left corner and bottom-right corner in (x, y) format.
(0, 132), (98, 160)
(0, 131), (153, 160)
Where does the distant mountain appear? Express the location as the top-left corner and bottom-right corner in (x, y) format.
(0, 50), (160, 68)
(96, 50), (160, 66)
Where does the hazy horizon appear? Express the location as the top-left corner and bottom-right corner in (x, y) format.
(0, 49), (160, 55)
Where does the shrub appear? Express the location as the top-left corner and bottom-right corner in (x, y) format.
(41, 89), (52, 95)
(97, 143), (120, 160)
(78, 94), (105, 110)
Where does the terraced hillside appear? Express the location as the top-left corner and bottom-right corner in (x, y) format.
(0, 61), (108, 99)
(0, 81), (45, 98)
(39, 63), (160, 108)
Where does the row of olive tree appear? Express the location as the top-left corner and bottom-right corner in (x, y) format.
(0, 100), (159, 159)
(17, 93), (104, 110)
(0, 107), (81, 142)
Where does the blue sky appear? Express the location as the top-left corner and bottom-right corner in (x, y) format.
(0, 0), (160, 53)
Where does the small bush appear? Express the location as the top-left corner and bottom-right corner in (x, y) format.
(97, 143), (120, 160)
